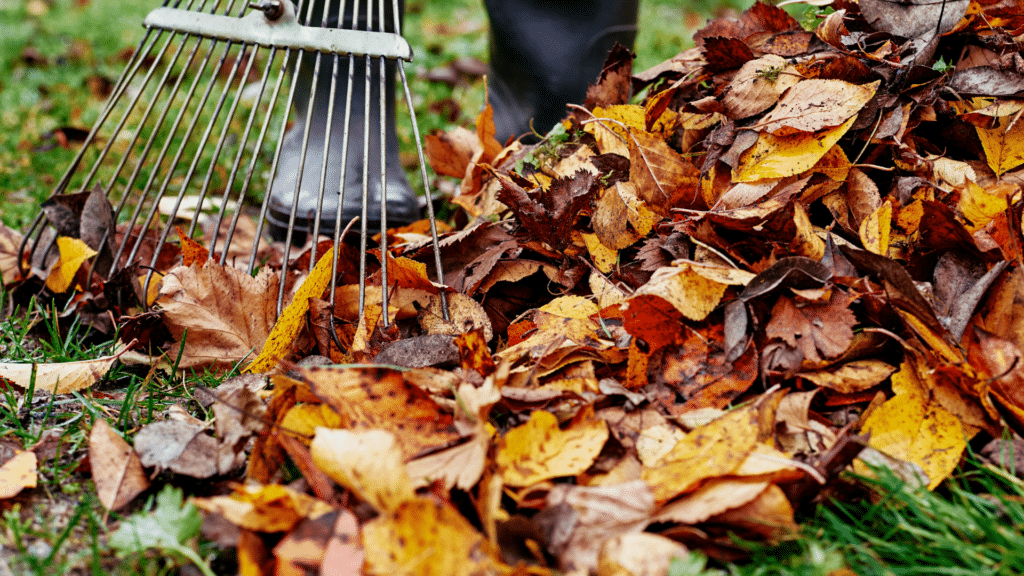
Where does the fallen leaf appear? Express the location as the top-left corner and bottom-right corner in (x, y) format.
(976, 115), (1024, 176)
(597, 533), (689, 576)
(800, 360), (897, 394)
(0, 343), (129, 394)
(859, 200), (892, 255)
(246, 247), (333, 373)
(299, 366), (463, 459)
(192, 483), (334, 533)
(653, 477), (770, 524)
(497, 408), (609, 486)
(310, 428), (415, 513)
(0, 450), (36, 499)
(733, 117), (856, 182)
(753, 80), (878, 135)
(641, 400), (766, 503)
(723, 55), (801, 120)
(859, 359), (966, 489)
(765, 291), (856, 364)
(156, 262), (278, 370)
(45, 237), (96, 293)
(362, 497), (503, 576)
(89, 419), (150, 510)
(544, 480), (656, 572)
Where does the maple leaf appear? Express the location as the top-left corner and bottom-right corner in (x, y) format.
(493, 169), (601, 251)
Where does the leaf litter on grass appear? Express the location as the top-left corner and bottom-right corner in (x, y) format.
(4, 0), (1024, 573)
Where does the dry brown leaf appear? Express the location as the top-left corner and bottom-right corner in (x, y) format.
(723, 55), (800, 119)
(753, 80), (879, 135)
(544, 480), (656, 573)
(0, 223), (24, 285)
(799, 360), (897, 394)
(653, 477), (770, 524)
(156, 262), (278, 370)
(89, 418), (149, 511)
(597, 533), (689, 576)
(765, 291), (856, 364)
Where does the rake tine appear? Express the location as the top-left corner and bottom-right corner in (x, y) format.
(390, 0), (449, 321)
(112, 6), (223, 268)
(371, 0), (389, 328)
(272, 0), (324, 314)
(186, 41), (261, 240)
(16, 1), (177, 276)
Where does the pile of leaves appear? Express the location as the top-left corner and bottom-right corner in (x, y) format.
(3, 0), (1024, 573)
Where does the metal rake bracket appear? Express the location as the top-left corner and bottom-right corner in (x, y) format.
(144, 1), (413, 60)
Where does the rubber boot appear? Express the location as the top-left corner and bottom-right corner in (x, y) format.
(267, 0), (419, 243)
(484, 0), (640, 143)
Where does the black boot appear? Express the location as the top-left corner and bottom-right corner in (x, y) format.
(484, 0), (640, 143)
(266, 0), (419, 243)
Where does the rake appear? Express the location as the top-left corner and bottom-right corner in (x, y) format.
(19, 0), (449, 333)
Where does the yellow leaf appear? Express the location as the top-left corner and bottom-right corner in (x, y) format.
(582, 232), (618, 273)
(976, 115), (1024, 176)
(630, 262), (734, 322)
(0, 450), (36, 499)
(280, 404), (345, 442)
(45, 237), (97, 293)
(497, 409), (608, 486)
(791, 202), (825, 260)
(860, 360), (966, 489)
(641, 403), (761, 503)
(192, 483), (334, 532)
(246, 247), (334, 373)
(859, 200), (892, 256)
(959, 179), (1012, 232)
(362, 497), (503, 576)
(310, 428), (415, 513)
(540, 295), (600, 318)
(734, 116), (857, 182)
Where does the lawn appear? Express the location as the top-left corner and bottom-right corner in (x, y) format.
(1, 0), (1023, 575)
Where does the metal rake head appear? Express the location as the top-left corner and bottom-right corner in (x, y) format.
(19, 0), (448, 328)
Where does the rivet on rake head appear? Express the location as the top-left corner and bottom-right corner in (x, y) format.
(248, 0), (283, 21)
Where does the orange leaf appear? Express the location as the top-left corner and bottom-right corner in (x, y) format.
(177, 226), (209, 267)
